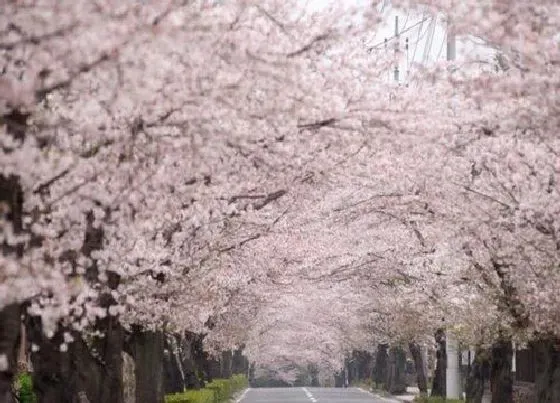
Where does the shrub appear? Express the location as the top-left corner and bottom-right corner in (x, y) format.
(229, 374), (249, 392)
(166, 388), (216, 403)
(16, 373), (37, 403)
(165, 375), (248, 403)
(206, 379), (231, 402)
(413, 397), (463, 403)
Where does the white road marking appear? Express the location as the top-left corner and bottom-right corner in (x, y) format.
(302, 387), (318, 402)
(235, 388), (250, 403)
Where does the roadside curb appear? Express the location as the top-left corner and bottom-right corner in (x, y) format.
(355, 387), (403, 403)
(232, 387), (250, 403)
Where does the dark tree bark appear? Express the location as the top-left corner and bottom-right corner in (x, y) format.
(0, 173), (26, 403)
(308, 363), (319, 387)
(96, 318), (124, 403)
(533, 337), (560, 403)
(334, 371), (344, 388)
(189, 332), (209, 386)
(29, 325), (98, 403)
(465, 348), (489, 403)
(0, 304), (21, 403)
(351, 350), (374, 381)
(131, 329), (164, 403)
(490, 337), (513, 403)
(385, 346), (407, 394)
(208, 357), (221, 380)
(164, 333), (185, 394)
(28, 210), (125, 403)
(221, 350), (232, 379)
(248, 362), (255, 385)
(431, 328), (446, 397)
(345, 357), (355, 386)
(180, 333), (202, 389)
(231, 346), (246, 375)
(409, 342), (428, 394)
(374, 343), (388, 388)
(28, 316), (124, 403)
(363, 351), (375, 381)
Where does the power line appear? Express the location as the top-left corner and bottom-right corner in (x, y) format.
(422, 17), (436, 63)
(410, 12), (426, 65)
(436, 29), (447, 60)
(401, 10), (410, 32)
(367, 16), (430, 53)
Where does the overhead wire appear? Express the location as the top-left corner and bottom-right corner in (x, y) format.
(436, 29), (447, 60)
(367, 16), (430, 52)
(410, 12), (426, 66)
(401, 10), (410, 31)
(422, 16), (436, 63)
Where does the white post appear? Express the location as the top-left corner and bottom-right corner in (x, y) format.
(446, 333), (462, 399)
(512, 341), (516, 375)
(446, 20), (456, 62)
(394, 15), (399, 83)
(421, 345), (429, 382)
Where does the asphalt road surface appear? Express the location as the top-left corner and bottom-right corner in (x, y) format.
(236, 387), (400, 403)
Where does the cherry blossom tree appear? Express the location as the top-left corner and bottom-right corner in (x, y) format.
(1, 0), (559, 402)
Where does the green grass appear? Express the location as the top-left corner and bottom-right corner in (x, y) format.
(165, 374), (248, 403)
(15, 373), (37, 403)
(413, 397), (463, 403)
(166, 389), (216, 403)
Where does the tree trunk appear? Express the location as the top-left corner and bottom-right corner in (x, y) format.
(431, 328), (446, 397)
(122, 351), (135, 403)
(248, 362), (255, 385)
(490, 338), (513, 403)
(29, 326), (100, 403)
(95, 315), (125, 403)
(533, 337), (560, 403)
(351, 350), (372, 382)
(308, 364), (319, 387)
(231, 347), (245, 375)
(465, 348), (489, 403)
(163, 333), (185, 394)
(365, 351), (375, 381)
(208, 357), (221, 380)
(385, 346), (407, 394)
(17, 321), (28, 372)
(28, 316), (124, 403)
(334, 371), (344, 388)
(345, 357), (354, 386)
(374, 343), (388, 388)
(180, 333), (202, 389)
(132, 330), (164, 403)
(0, 172), (26, 403)
(409, 342), (428, 394)
(0, 304), (21, 403)
(221, 350), (232, 379)
(190, 333), (208, 386)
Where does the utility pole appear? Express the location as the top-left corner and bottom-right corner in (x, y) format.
(443, 16), (461, 396)
(446, 333), (463, 399)
(444, 19), (459, 390)
(394, 15), (399, 83)
(446, 18), (456, 62)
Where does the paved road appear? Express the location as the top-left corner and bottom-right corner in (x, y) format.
(237, 387), (400, 403)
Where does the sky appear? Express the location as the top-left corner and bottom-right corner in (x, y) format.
(305, 0), (495, 83)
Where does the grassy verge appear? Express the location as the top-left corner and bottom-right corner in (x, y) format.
(165, 374), (248, 403)
(413, 397), (463, 403)
(14, 373), (37, 403)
